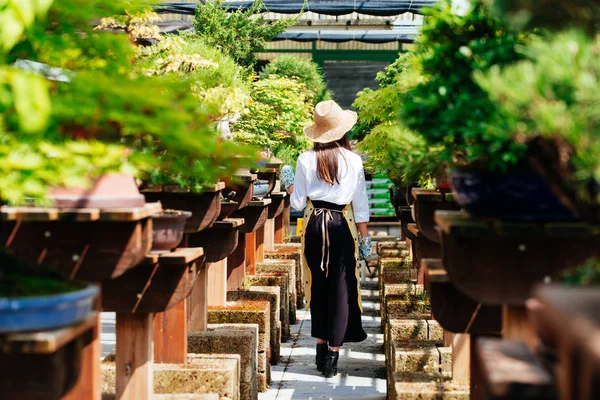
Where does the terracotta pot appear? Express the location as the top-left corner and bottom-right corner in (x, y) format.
(151, 210), (192, 251)
(48, 173), (145, 208)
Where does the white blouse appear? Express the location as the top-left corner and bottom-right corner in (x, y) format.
(290, 148), (370, 223)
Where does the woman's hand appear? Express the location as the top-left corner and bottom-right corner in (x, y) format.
(358, 234), (372, 260)
(280, 165), (295, 193)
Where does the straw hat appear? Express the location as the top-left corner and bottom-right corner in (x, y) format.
(304, 100), (358, 143)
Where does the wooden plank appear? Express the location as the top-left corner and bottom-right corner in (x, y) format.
(153, 301), (187, 364)
(270, 191), (287, 199)
(264, 218), (275, 252)
(245, 231), (257, 274)
(248, 199), (272, 207)
(476, 337), (555, 399)
(99, 202), (162, 222)
(256, 225), (265, 263)
(412, 188), (442, 202)
(545, 222), (598, 238)
(407, 223), (425, 238)
(452, 333), (470, 384)
(115, 313), (153, 400)
(213, 218), (245, 229)
(493, 221), (542, 238)
(274, 212), (285, 244)
(158, 247), (204, 265)
(232, 172), (257, 182)
(282, 197), (291, 239)
(0, 207), (59, 221)
(421, 258), (449, 283)
(207, 259), (227, 307)
(502, 305), (537, 351)
(187, 263), (208, 332)
(251, 167), (278, 173)
(0, 313), (98, 354)
(434, 210), (489, 236)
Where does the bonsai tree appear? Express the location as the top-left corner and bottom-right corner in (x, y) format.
(1, 0), (252, 202)
(194, 0), (296, 67)
(476, 30), (600, 222)
(400, 0), (528, 172)
(260, 55), (332, 105)
(232, 75), (312, 166)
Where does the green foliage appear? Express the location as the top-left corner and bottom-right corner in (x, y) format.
(561, 257), (600, 286)
(194, 0), (296, 66)
(476, 30), (600, 203)
(400, 0), (527, 170)
(0, 0), (251, 203)
(359, 124), (443, 187)
(351, 52), (422, 141)
(233, 76), (312, 166)
(135, 32), (250, 120)
(260, 55), (331, 105)
(489, 0), (600, 34)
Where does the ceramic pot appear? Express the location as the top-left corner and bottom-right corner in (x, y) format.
(219, 201), (239, 219)
(0, 284), (98, 333)
(151, 210), (192, 251)
(253, 180), (270, 199)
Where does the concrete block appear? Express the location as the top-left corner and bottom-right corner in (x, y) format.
(256, 260), (297, 324)
(270, 324), (281, 365)
(427, 320), (443, 342)
(379, 248), (410, 258)
(101, 355), (240, 400)
(227, 288), (280, 330)
(247, 274), (290, 341)
(377, 241), (407, 252)
(438, 346), (453, 379)
(391, 341), (440, 376)
(266, 243), (305, 309)
(388, 319), (428, 342)
(391, 372), (469, 400)
(240, 382), (257, 400)
(258, 372), (268, 393)
(154, 395), (220, 400)
(188, 325), (257, 385)
(208, 301), (270, 333)
(387, 298), (431, 320)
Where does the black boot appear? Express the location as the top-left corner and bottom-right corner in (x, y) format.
(322, 350), (339, 378)
(315, 343), (328, 371)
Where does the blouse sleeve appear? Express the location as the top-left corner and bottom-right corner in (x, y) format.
(352, 162), (370, 223)
(289, 156), (308, 211)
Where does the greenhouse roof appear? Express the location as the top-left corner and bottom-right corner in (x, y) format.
(157, 1), (437, 17)
(274, 29), (417, 43)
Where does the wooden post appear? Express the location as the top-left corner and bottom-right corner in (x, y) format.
(502, 305), (536, 350)
(283, 198), (291, 237)
(256, 225), (265, 263)
(452, 333), (470, 383)
(245, 231), (256, 275)
(187, 262), (208, 332)
(63, 313), (101, 400)
(153, 301), (187, 364)
(443, 330), (453, 347)
(115, 313), (153, 400)
(470, 334), (484, 400)
(274, 212), (285, 244)
(207, 259), (227, 307)
(264, 218), (275, 251)
(228, 234), (246, 290)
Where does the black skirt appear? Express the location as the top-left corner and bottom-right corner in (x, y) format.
(304, 200), (367, 347)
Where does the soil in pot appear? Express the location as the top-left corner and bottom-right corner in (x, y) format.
(448, 168), (577, 221)
(151, 210), (192, 251)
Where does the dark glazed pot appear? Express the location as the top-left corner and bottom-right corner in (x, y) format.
(151, 210), (192, 251)
(219, 201), (239, 219)
(448, 168), (577, 221)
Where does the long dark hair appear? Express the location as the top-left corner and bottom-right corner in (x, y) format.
(314, 133), (352, 185)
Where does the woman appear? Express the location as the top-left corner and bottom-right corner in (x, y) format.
(280, 100), (372, 378)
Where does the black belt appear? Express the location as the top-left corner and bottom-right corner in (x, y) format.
(311, 200), (347, 211)
(309, 199), (348, 276)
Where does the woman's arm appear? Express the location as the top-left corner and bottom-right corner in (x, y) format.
(357, 222), (368, 238)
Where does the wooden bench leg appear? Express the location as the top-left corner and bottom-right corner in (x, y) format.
(256, 226), (265, 263)
(62, 313), (101, 400)
(502, 305), (536, 350)
(452, 333), (470, 384)
(245, 232), (256, 275)
(274, 212), (285, 244)
(264, 218), (275, 251)
(154, 302), (187, 364)
(116, 313), (153, 400)
(207, 259), (227, 307)
(228, 234), (246, 290)
(188, 264), (208, 332)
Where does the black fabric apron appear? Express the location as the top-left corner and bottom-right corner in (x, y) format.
(303, 200), (367, 346)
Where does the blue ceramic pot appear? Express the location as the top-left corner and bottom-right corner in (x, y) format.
(253, 180), (270, 199)
(448, 168), (577, 221)
(0, 284), (98, 333)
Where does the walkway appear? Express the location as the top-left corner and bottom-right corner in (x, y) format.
(261, 278), (387, 400)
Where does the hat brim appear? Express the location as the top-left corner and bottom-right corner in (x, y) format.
(303, 110), (358, 143)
